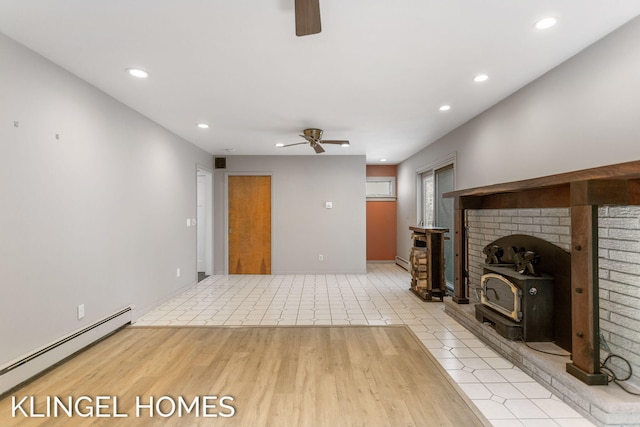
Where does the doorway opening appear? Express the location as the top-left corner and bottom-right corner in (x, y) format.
(197, 167), (213, 282)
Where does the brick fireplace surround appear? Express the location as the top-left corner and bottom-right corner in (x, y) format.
(443, 160), (640, 426)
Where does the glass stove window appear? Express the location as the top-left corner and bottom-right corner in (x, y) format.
(484, 277), (516, 313)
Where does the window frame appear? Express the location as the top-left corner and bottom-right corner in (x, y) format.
(415, 153), (456, 225)
(366, 176), (396, 201)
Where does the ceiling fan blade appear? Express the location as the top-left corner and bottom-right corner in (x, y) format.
(320, 140), (350, 145)
(281, 142), (309, 147)
(295, 0), (321, 37)
(299, 134), (315, 143)
(313, 143), (325, 154)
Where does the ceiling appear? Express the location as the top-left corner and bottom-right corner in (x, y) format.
(1, 1), (639, 164)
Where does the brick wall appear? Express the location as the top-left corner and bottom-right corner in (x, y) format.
(467, 208), (570, 302)
(467, 207), (640, 389)
(598, 206), (640, 388)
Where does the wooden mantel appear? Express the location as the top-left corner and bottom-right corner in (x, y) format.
(443, 159), (640, 385)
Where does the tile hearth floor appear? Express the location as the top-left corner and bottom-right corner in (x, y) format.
(134, 263), (594, 427)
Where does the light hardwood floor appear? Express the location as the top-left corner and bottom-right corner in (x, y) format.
(1, 326), (490, 426)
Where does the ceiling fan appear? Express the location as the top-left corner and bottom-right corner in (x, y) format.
(295, 0), (321, 36)
(279, 128), (350, 153)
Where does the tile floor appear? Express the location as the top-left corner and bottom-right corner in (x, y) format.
(134, 263), (595, 426)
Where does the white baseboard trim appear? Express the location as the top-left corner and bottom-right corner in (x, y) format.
(0, 306), (133, 396)
(395, 256), (409, 271)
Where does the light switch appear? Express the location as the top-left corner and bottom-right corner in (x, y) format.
(186, 218), (191, 227)
(325, 201), (333, 209)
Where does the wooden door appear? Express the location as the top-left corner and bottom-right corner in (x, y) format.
(228, 175), (271, 274)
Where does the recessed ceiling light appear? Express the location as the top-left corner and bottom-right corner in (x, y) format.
(439, 105), (451, 111)
(341, 142), (350, 147)
(196, 123), (210, 129)
(473, 74), (489, 83)
(126, 68), (149, 78)
(225, 148), (236, 153)
(275, 143), (285, 147)
(380, 158), (387, 162)
(535, 17), (557, 30)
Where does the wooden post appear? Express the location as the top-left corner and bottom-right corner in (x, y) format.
(566, 184), (607, 384)
(452, 196), (470, 304)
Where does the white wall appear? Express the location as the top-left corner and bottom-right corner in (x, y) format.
(0, 33), (212, 365)
(213, 155), (367, 274)
(397, 16), (640, 261)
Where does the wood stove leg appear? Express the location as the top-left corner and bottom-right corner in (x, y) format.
(566, 204), (607, 385)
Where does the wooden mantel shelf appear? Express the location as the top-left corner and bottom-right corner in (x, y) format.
(443, 159), (640, 386)
(444, 159), (640, 201)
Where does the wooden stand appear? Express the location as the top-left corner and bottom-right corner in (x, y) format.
(409, 227), (448, 301)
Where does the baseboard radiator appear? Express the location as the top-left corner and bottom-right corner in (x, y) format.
(0, 306), (133, 396)
(395, 256), (409, 271)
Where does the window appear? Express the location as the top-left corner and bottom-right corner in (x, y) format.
(366, 177), (396, 200)
(418, 161), (455, 290)
(421, 172), (434, 227)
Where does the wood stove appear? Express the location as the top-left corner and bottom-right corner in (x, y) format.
(477, 265), (554, 342)
(473, 234), (572, 350)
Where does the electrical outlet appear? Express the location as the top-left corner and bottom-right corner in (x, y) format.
(78, 304), (85, 319)
(319, 254), (324, 261)
(176, 268), (181, 277)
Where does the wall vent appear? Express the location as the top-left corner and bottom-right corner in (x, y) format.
(214, 157), (226, 169)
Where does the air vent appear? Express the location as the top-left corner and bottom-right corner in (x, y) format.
(214, 157), (226, 169)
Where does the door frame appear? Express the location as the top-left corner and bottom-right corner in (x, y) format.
(415, 152), (457, 223)
(416, 152), (456, 289)
(224, 172), (273, 275)
(196, 166), (214, 277)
